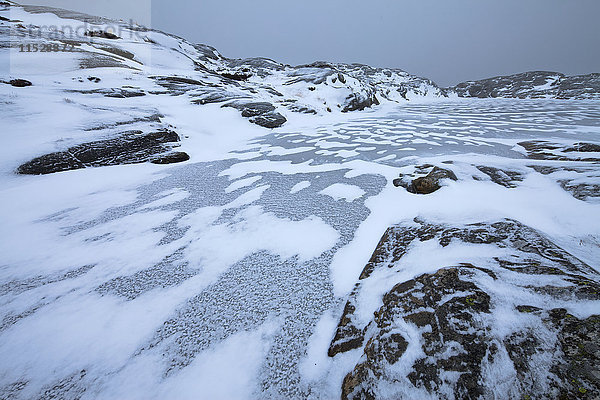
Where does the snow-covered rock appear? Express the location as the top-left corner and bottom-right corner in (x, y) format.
(330, 219), (600, 399)
(448, 71), (600, 99)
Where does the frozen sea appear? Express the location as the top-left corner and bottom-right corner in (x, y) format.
(1, 99), (600, 399)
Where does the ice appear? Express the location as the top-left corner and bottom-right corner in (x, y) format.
(1, 4), (599, 399)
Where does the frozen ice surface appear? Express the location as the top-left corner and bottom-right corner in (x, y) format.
(2, 98), (600, 399)
(1, 4), (599, 399)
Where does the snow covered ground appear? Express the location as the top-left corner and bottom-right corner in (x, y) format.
(2, 97), (600, 399)
(1, 3), (599, 399)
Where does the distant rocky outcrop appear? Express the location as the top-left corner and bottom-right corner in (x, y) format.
(448, 71), (600, 99)
(330, 219), (600, 400)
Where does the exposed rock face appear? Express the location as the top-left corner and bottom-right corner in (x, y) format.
(519, 141), (600, 162)
(5, 79), (32, 87)
(330, 219), (600, 400)
(223, 101), (287, 128)
(518, 140), (600, 202)
(17, 130), (184, 174)
(342, 90), (380, 113)
(476, 166), (524, 188)
(393, 165), (458, 194)
(150, 151), (190, 164)
(84, 30), (120, 40)
(449, 71), (600, 99)
(67, 87), (146, 98)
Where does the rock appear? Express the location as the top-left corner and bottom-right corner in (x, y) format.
(341, 91), (379, 112)
(8, 79), (32, 87)
(223, 101), (274, 116)
(249, 111), (287, 129)
(563, 142), (600, 153)
(406, 166), (458, 194)
(97, 46), (135, 60)
(150, 151), (190, 164)
(449, 71), (600, 100)
(17, 130), (181, 175)
(519, 140), (600, 162)
(476, 166), (524, 188)
(84, 30), (120, 40)
(223, 102), (287, 128)
(67, 88), (146, 98)
(219, 71), (252, 81)
(330, 219), (600, 399)
(555, 73), (600, 99)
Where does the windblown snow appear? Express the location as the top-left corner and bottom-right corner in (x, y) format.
(1, 3), (599, 400)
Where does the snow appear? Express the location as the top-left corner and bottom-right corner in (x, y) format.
(319, 183), (366, 202)
(290, 180), (311, 193)
(1, 3), (599, 400)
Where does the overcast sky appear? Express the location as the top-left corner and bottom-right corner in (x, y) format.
(22, 0), (600, 86)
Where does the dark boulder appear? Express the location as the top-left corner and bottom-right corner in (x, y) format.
(18, 130), (181, 175)
(342, 91), (379, 112)
(150, 151), (190, 164)
(476, 166), (524, 188)
(396, 166), (458, 194)
(8, 79), (32, 87)
(249, 111), (287, 129)
(223, 102), (287, 128)
(84, 30), (120, 40)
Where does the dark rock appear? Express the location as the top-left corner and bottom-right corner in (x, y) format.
(219, 71), (252, 81)
(223, 101), (275, 116)
(331, 218), (600, 399)
(241, 103), (275, 117)
(563, 142), (600, 153)
(449, 71), (600, 99)
(250, 111), (287, 129)
(328, 301), (366, 357)
(17, 130), (180, 175)
(68, 88), (146, 98)
(519, 140), (600, 162)
(87, 76), (101, 83)
(476, 166), (524, 188)
(8, 79), (32, 87)
(287, 104), (317, 114)
(84, 30), (120, 40)
(79, 54), (131, 69)
(342, 91), (379, 112)
(222, 102), (287, 128)
(405, 166), (458, 194)
(150, 151), (190, 164)
(97, 46), (134, 60)
(190, 92), (243, 105)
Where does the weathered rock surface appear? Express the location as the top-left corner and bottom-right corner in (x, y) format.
(84, 30), (119, 40)
(476, 165), (524, 188)
(17, 130), (184, 174)
(517, 140), (600, 202)
(330, 219), (600, 400)
(394, 165), (458, 194)
(449, 71), (600, 99)
(519, 141), (600, 162)
(223, 101), (287, 128)
(150, 151), (190, 164)
(4, 79), (32, 87)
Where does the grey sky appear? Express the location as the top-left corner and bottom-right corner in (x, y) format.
(22, 0), (600, 86)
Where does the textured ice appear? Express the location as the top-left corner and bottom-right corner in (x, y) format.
(1, 3), (599, 399)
